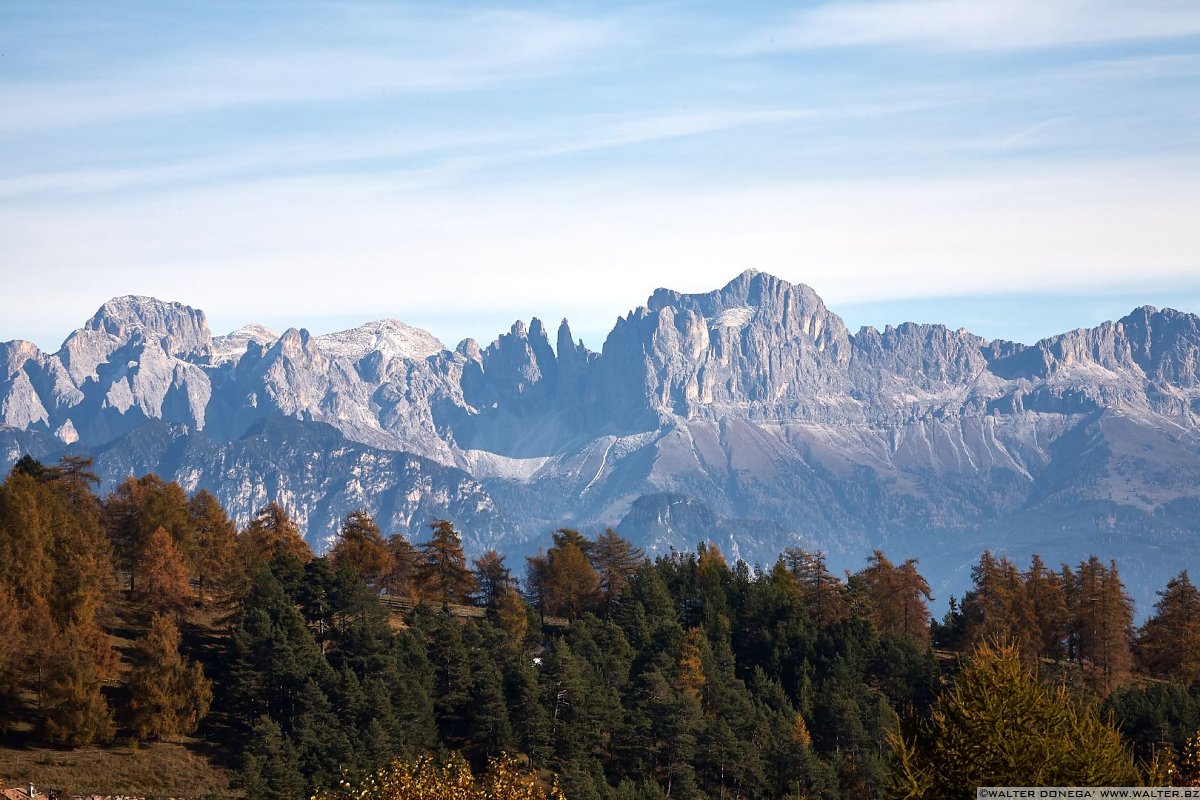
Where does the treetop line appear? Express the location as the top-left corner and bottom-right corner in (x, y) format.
(2, 455), (1199, 799)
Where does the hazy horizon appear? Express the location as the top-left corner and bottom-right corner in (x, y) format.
(9, 277), (1200, 357)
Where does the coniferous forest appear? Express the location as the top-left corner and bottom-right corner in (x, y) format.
(2, 457), (1200, 799)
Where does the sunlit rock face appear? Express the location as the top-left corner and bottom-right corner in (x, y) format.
(1, 273), (1197, 613)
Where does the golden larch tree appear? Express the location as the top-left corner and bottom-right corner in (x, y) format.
(329, 509), (394, 589)
(127, 613), (213, 741)
(138, 526), (193, 614)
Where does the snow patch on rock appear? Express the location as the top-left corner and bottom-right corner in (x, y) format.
(459, 449), (553, 481)
(212, 323), (280, 364)
(712, 306), (755, 328)
(314, 320), (445, 362)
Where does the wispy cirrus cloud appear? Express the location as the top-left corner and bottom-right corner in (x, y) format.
(0, 98), (948, 199)
(529, 100), (947, 158)
(0, 7), (629, 132)
(738, 0), (1200, 53)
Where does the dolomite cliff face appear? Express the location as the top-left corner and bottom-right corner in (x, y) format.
(1, 272), (1198, 610)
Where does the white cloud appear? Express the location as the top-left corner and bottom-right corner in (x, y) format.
(0, 98), (950, 200)
(529, 100), (946, 158)
(3, 157), (1197, 350)
(742, 0), (1200, 52)
(0, 8), (626, 132)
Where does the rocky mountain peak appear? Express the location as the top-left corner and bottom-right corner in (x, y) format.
(555, 319), (592, 364)
(593, 271), (854, 422)
(456, 338), (483, 362)
(0, 340), (45, 376)
(556, 319), (574, 355)
(647, 270), (848, 349)
(1114, 305), (1200, 387)
(467, 320), (559, 413)
(81, 295), (212, 361)
(273, 327), (316, 360)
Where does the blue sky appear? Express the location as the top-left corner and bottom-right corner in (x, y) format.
(2, 0), (1198, 351)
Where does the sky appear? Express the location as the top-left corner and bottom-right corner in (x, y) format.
(1, 0), (1199, 352)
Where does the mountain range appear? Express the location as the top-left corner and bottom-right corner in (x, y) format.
(3, 270), (1198, 612)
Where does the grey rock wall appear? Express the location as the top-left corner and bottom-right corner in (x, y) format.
(1, 273), (1197, 612)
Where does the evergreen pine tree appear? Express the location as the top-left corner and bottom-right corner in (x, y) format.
(541, 636), (590, 763)
(227, 569), (333, 728)
(418, 609), (473, 747)
(499, 641), (551, 767)
(384, 627), (439, 755)
(591, 528), (645, 605)
(783, 547), (850, 627)
(10, 453), (45, 479)
(695, 616), (768, 797)
(473, 550), (512, 609)
(240, 715), (307, 800)
(415, 520), (476, 605)
(1103, 681), (1200, 766)
(290, 678), (356, 791)
(645, 665), (703, 798)
(466, 655), (513, 765)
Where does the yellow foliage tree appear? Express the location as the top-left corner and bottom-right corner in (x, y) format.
(856, 551), (933, 646)
(240, 501), (313, 570)
(889, 640), (1138, 798)
(1181, 729), (1200, 787)
(311, 752), (564, 800)
(0, 584), (21, 734)
(138, 526), (193, 614)
(329, 510), (394, 589)
(677, 628), (707, 704)
(187, 488), (238, 603)
(495, 586), (529, 649)
(1138, 571), (1200, 683)
(40, 622), (116, 747)
(127, 613), (212, 741)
